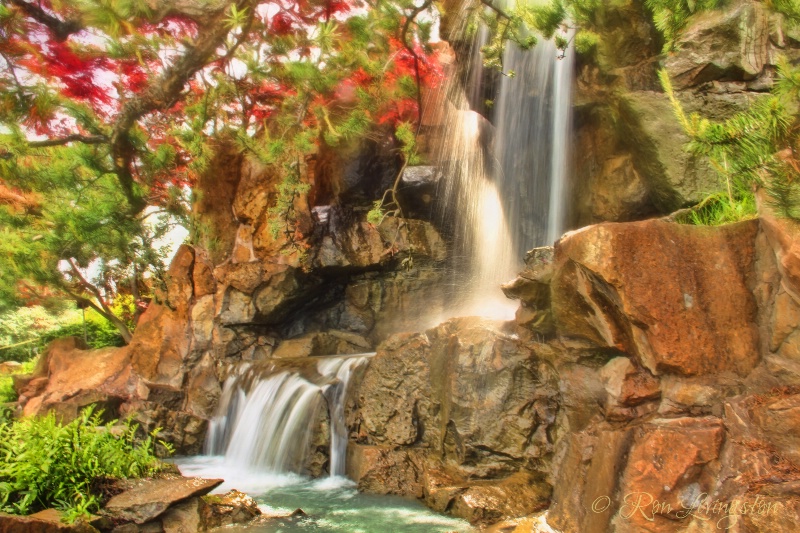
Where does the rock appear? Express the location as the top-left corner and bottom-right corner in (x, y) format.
(120, 403), (208, 456)
(749, 393), (800, 467)
(349, 318), (560, 483)
(396, 166), (441, 218)
(503, 247), (555, 335)
(163, 246), (195, 316)
(549, 429), (634, 533)
(273, 331), (372, 358)
(20, 340), (134, 419)
(599, 357), (660, 409)
(127, 304), (191, 389)
(584, 155), (654, 222)
(424, 470), (551, 526)
(252, 267), (313, 324)
(611, 417), (725, 532)
(618, 91), (716, 209)
(311, 133), (399, 207)
(0, 361), (21, 375)
(102, 478), (223, 525)
(200, 490), (261, 529)
(0, 511), (99, 532)
(665, 1), (773, 89)
(760, 205), (800, 301)
(159, 498), (203, 533)
(552, 219), (760, 376)
(218, 288), (255, 325)
(348, 445), (425, 497)
(190, 296), (215, 351)
(658, 377), (725, 417)
(183, 352), (221, 419)
(212, 262), (265, 295)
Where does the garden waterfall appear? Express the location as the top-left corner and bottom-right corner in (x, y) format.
(433, 16), (574, 320)
(204, 354), (371, 477)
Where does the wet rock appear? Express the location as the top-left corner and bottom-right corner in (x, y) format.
(396, 166), (441, 218)
(273, 331), (372, 358)
(347, 445), (425, 497)
(102, 478), (223, 525)
(502, 247), (555, 335)
(349, 317), (560, 493)
(552, 219), (760, 376)
(200, 490), (261, 529)
(425, 470), (551, 526)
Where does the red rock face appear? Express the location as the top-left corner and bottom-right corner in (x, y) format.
(552, 219), (760, 376)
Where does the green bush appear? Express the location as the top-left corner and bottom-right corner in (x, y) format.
(0, 306), (125, 363)
(0, 359), (38, 404)
(0, 407), (168, 521)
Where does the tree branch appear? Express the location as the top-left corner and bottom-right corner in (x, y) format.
(110, 0), (257, 214)
(480, 0), (512, 20)
(400, 0), (434, 134)
(8, 0), (83, 41)
(65, 259), (133, 343)
(28, 134), (109, 148)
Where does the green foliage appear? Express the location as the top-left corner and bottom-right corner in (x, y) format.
(367, 200), (384, 226)
(0, 358), (35, 405)
(770, 0), (800, 26)
(0, 306), (125, 363)
(395, 122), (422, 166)
(0, 407), (167, 520)
(267, 163), (312, 258)
(660, 60), (800, 223)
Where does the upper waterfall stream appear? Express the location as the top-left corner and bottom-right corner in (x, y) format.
(431, 11), (574, 321)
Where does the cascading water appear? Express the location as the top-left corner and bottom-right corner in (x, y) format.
(204, 354), (371, 477)
(431, 1), (574, 320)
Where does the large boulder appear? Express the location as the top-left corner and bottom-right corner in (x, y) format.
(664, 0), (774, 89)
(551, 219), (760, 376)
(347, 318), (560, 524)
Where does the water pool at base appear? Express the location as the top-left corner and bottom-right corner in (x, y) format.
(177, 456), (475, 533)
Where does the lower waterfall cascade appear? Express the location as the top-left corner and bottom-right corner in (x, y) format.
(204, 354), (371, 477)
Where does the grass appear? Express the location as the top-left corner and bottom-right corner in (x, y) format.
(676, 191), (758, 226)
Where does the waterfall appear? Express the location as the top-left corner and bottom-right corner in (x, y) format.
(205, 354), (371, 477)
(493, 36), (574, 250)
(431, 6), (574, 321)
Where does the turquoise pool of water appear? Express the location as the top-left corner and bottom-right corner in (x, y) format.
(177, 456), (474, 533)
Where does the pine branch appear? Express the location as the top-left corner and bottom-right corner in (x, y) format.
(8, 0), (83, 41)
(28, 134), (109, 148)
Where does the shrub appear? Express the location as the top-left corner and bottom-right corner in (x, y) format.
(0, 407), (169, 521)
(0, 306), (125, 363)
